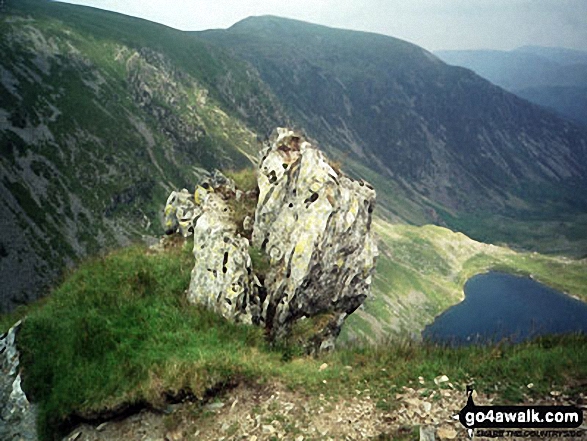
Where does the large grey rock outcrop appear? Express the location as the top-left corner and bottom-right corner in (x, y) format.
(163, 129), (377, 352)
(0, 321), (37, 441)
(253, 128), (378, 351)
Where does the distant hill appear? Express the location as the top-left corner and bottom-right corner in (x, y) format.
(435, 46), (587, 126)
(515, 46), (587, 66)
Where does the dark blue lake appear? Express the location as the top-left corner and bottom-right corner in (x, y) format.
(422, 271), (587, 345)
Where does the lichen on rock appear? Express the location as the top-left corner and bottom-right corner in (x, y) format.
(164, 188), (201, 237)
(187, 190), (261, 325)
(164, 171), (262, 325)
(163, 128), (377, 352)
(253, 128), (378, 352)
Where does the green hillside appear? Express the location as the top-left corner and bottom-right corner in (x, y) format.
(344, 219), (587, 342)
(0, 0), (287, 310)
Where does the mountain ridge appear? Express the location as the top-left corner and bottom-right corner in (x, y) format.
(200, 18), (587, 245)
(435, 46), (587, 127)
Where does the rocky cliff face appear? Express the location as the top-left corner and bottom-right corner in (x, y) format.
(164, 129), (377, 351)
(0, 321), (37, 440)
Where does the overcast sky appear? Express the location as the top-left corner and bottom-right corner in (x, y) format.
(54, 0), (587, 52)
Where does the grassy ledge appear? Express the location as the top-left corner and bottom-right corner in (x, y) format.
(1, 241), (585, 440)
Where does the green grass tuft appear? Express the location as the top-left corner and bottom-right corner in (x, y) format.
(225, 168), (258, 193)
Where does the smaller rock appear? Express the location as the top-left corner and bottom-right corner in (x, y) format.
(319, 363), (328, 371)
(434, 375), (449, 385)
(419, 425), (435, 441)
(405, 398), (421, 407)
(262, 424), (276, 434)
(204, 401), (224, 411)
(1, 321), (37, 441)
(165, 429), (183, 441)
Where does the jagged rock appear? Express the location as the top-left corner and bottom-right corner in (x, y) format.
(164, 189), (201, 237)
(163, 170), (235, 237)
(164, 171), (262, 324)
(0, 321), (37, 441)
(187, 190), (261, 324)
(163, 129), (377, 352)
(253, 128), (377, 352)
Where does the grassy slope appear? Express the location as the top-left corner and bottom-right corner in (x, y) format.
(342, 218), (587, 343)
(2, 243), (585, 440)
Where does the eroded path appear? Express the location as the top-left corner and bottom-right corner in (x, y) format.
(65, 380), (586, 440)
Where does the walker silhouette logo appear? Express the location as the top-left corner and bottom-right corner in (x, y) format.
(455, 385), (583, 438)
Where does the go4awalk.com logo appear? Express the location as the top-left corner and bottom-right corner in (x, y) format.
(454, 386), (584, 438)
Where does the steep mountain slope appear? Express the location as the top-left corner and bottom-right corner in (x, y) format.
(200, 18), (587, 254)
(514, 85), (587, 127)
(0, 0), (288, 311)
(435, 47), (587, 126)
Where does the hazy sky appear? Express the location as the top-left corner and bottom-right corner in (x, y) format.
(54, 0), (587, 52)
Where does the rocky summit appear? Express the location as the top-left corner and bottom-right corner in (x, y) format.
(163, 128), (378, 352)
